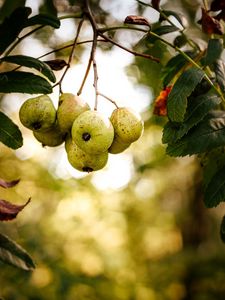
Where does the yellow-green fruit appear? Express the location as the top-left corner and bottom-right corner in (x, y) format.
(57, 93), (90, 134)
(65, 136), (108, 172)
(71, 110), (114, 154)
(110, 107), (144, 143)
(108, 134), (130, 154)
(33, 124), (65, 147)
(19, 95), (56, 132)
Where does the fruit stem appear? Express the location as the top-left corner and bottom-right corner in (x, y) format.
(97, 92), (119, 108)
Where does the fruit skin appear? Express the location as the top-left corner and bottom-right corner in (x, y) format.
(19, 95), (56, 132)
(65, 136), (108, 172)
(71, 110), (114, 154)
(110, 107), (144, 143)
(108, 134), (130, 154)
(33, 124), (65, 147)
(57, 93), (90, 134)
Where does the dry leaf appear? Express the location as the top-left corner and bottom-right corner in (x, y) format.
(201, 8), (224, 35)
(124, 15), (150, 27)
(0, 198), (31, 221)
(0, 178), (20, 189)
(153, 86), (172, 116)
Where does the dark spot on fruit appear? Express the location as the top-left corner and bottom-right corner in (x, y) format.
(32, 122), (42, 130)
(82, 132), (91, 141)
(83, 166), (93, 172)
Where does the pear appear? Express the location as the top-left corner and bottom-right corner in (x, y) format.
(33, 123), (65, 147)
(110, 107), (144, 143)
(71, 110), (114, 154)
(65, 136), (108, 172)
(19, 95), (56, 132)
(57, 93), (90, 134)
(108, 134), (130, 154)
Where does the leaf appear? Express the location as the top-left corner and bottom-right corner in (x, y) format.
(220, 216), (225, 243)
(1, 55), (56, 83)
(166, 111), (225, 157)
(0, 7), (32, 55)
(151, 0), (160, 10)
(0, 198), (30, 221)
(147, 25), (180, 43)
(163, 94), (221, 143)
(0, 233), (35, 270)
(0, 0), (26, 21)
(40, 0), (58, 17)
(124, 15), (150, 26)
(44, 59), (67, 71)
(211, 0), (225, 11)
(160, 10), (185, 27)
(0, 71), (52, 94)
(0, 111), (23, 149)
(202, 39), (223, 66)
(204, 165), (225, 208)
(25, 13), (60, 29)
(0, 178), (20, 189)
(201, 8), (224, 35)
(214, 59), (225, 93)
(167, 67), (205, 122)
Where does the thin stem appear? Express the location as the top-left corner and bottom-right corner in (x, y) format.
(53, 18), (84, 93)
(98, 25), (148, 34)
(97, 92), (119, 108)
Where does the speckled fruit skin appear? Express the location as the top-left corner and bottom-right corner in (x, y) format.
(33, 124), (65, 147)
(71, 110), (114, 154)
(108, 134), (130, 154)
(65, 136), (108, 172)
(57, 93), (90, 134)
(110, 107), (144, 143)
(19, 95), (56, 132)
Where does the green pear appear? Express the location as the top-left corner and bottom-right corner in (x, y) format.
(110, 107), (144, 143)
(57, 93), (90, 134)
(33, 123), (65, 147)
(19, 95), (56, 132)
(108, 134), (130, 154)
(71, 110), (114, 154)
(65, 136), (108, 172)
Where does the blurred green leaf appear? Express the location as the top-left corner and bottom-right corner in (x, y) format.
(163, 94), (221, 143)
(160, 10), (185, 27)
(0, 7), (32, 55)
(1, 55), (56, 83)
(148, 25), (180, 43)
(202, 39), (223, 66)
(166, 111), (225, 157)
(0, 0), (26, 21)
(0, 71), (52, 94)
(25, 14), (60, 29)
(0, 233), (35, 271)
(39, 0), (57, 17)
(167, 67), (205, 122)
(0, 111), (23, 149)
(214, 59), (225, 92)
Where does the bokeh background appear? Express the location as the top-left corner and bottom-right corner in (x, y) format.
(1, 0), (225, 299)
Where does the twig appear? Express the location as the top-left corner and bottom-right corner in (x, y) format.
(97, 92), (119, 108)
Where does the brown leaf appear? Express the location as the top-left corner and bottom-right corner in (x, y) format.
(0, 178), (20, 189)
(124, 15), (150, 27)
(210, 0), (225, 11)
(201, 8), (224, 35)
(151, 0), (160, 10)
(44, 59), (67, 71)
(153, 86), (172, 116)
(0, 198), (31, 221)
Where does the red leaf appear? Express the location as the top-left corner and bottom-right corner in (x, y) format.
(44, 59), (67, 71)
(201, 8), (224, 35)
(124, 15), (150, 27)
(0, 178), (20, 189)
(0, 198), (31, 221)
(210, 0), (225, 11)
(153, 86), (172, 116)
(151, 0), (160, 10)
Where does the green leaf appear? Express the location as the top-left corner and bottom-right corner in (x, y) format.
(0, 233), (35, 271)
(25, 13), (60, 29)
(220, 216), (225, 243)
(0, 112), (23, 149)
(1, 55), (56, 83)
(166, 111), (225, 157)
(167, 67), (205, 122)
(214, 59), (225, 93)
(160, 10), (185, 27)
(39, 0), (58, 17)
(148, 25), (180, 43)
(204, 165), (225, 208)
(202, 39), (223, 66)
(0, 7), (32, 55)
(161, 51), (197, 86)
(163, 94), (221, 143)
(0, 0), (26, 21)
(0, 71), (52, 94)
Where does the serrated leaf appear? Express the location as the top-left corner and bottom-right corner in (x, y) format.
(202, 39), (223, 66)
(1, 55), (56, 83)
(160, 10), (185, 27)
(0, 233), (35, 270)
(0, 71), (52, 94)
(163, 94), (221, 143)
(166, 111), (225, 157)
(220, 216), (225, 243)
(25, 13), (60, 28)
(167, 67), (205, 122)
(161, 51), (196, 86)
(214, 59), (225, 92)
(204, 165), (225, 207)
(0, 112), (23, 149)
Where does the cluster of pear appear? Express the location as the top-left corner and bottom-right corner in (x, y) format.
(19, 93), (144, 172)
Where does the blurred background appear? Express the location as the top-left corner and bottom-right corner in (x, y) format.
(1, 0), (225, 299)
